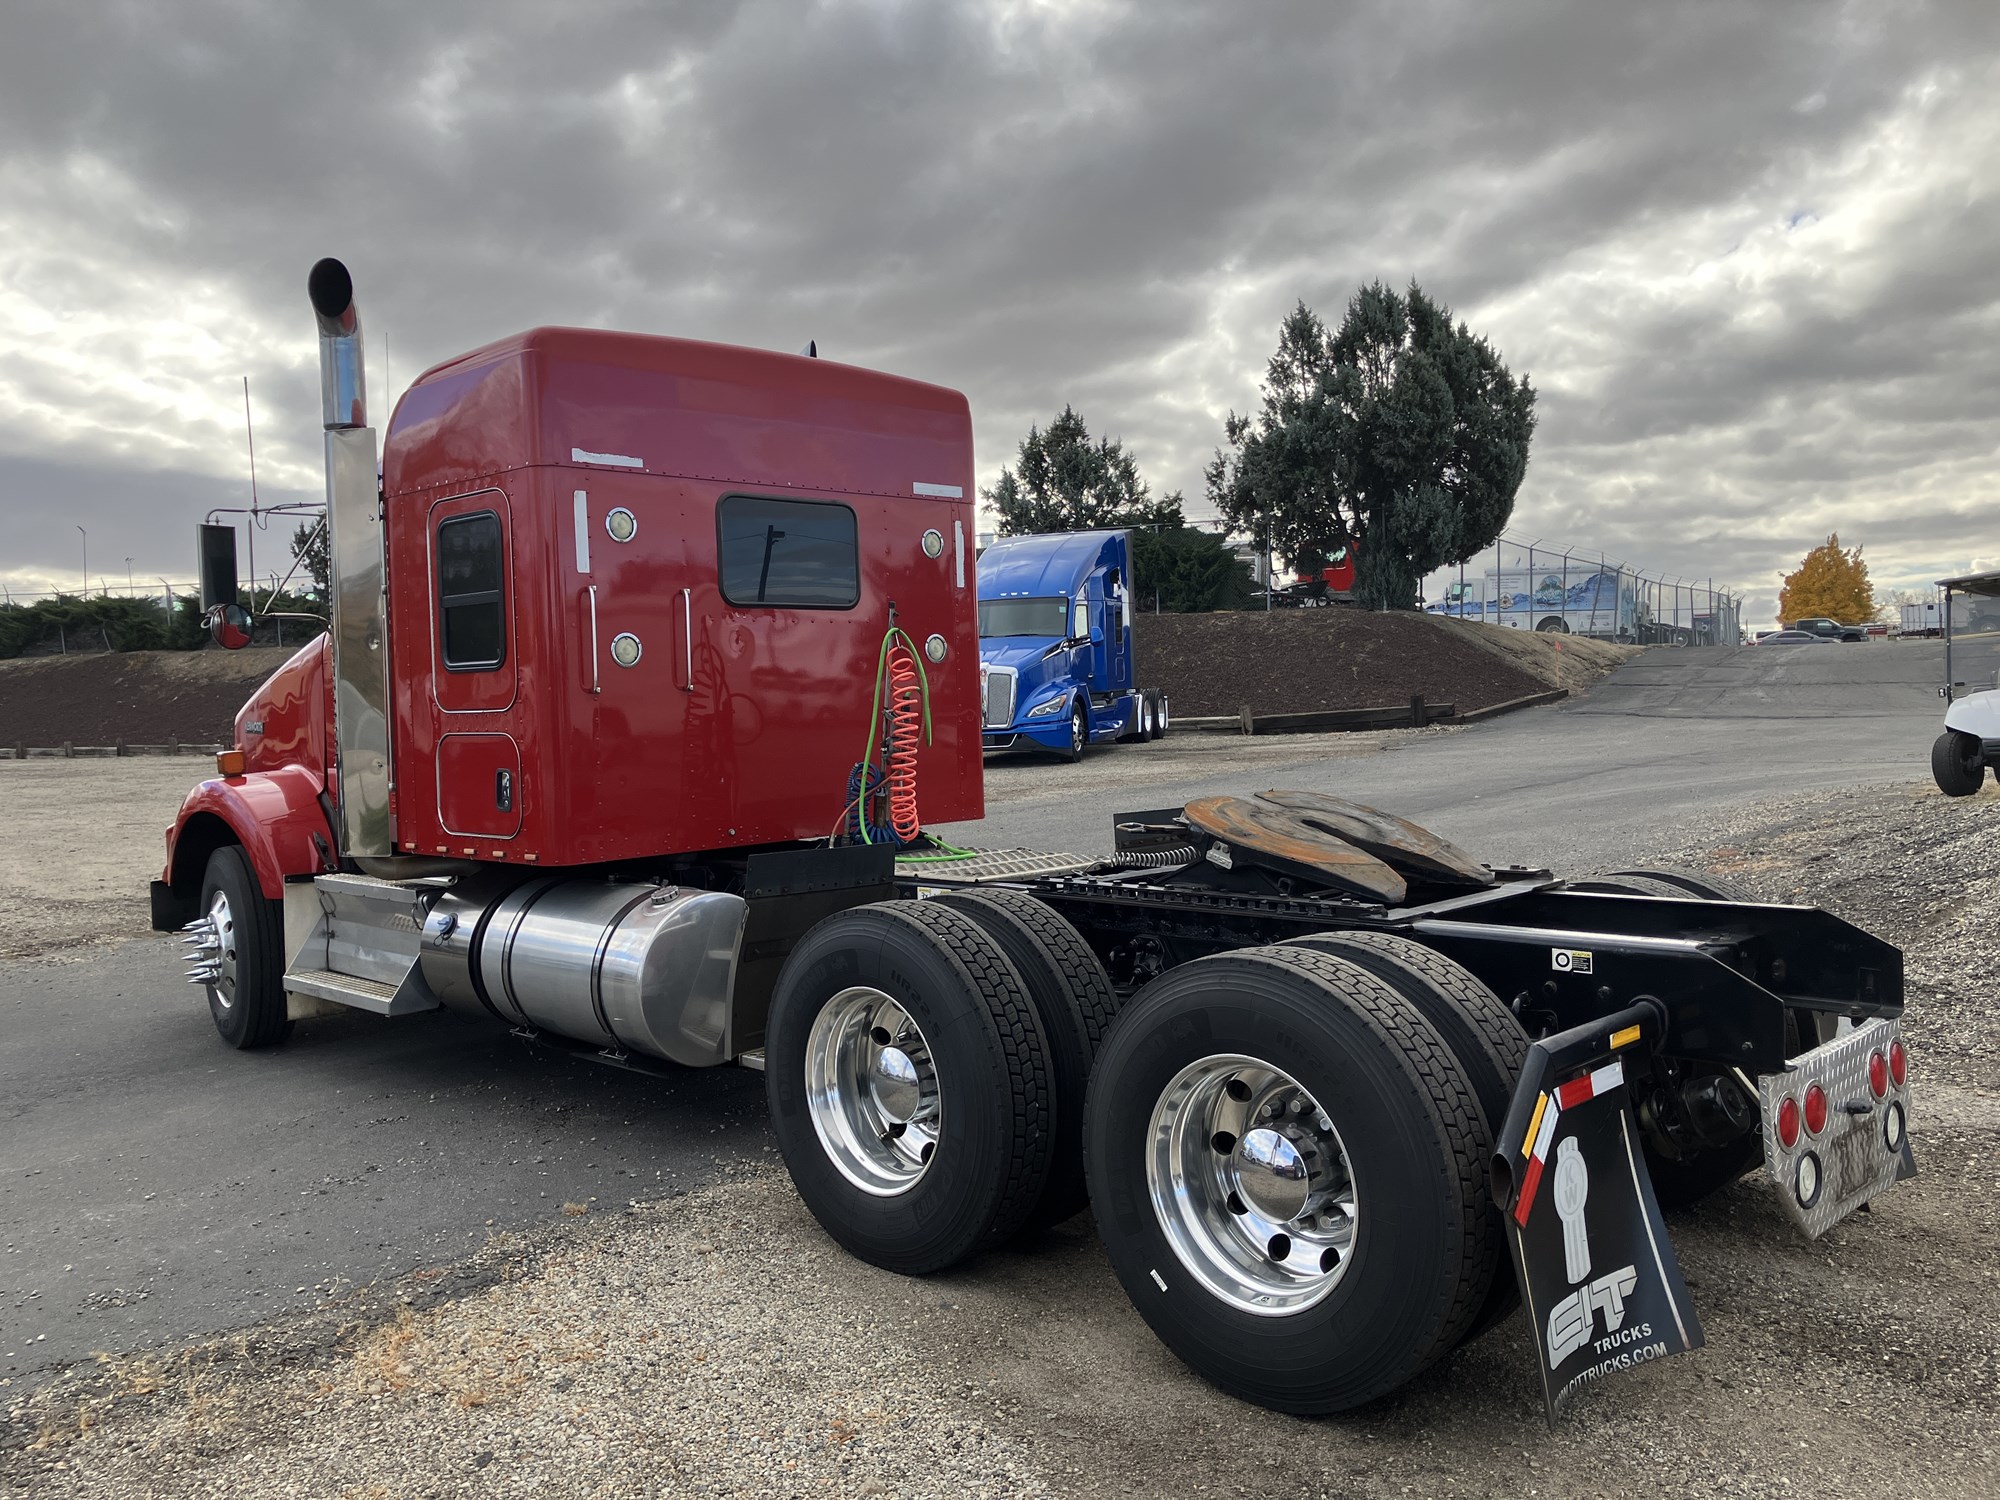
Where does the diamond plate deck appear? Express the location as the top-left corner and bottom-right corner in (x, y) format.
(896, 847), (1097, 884)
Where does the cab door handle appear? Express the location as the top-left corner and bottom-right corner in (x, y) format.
(588, 585), (601, 695)
(680, 587), (693, 691)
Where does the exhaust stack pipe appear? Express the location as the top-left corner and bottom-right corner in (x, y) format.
(310, 256), (393, 860)
(309, 258), (367, 429)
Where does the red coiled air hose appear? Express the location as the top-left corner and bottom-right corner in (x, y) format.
(884, 640), (924, 844)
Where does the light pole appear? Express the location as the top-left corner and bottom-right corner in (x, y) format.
(77, 525), (87, 596)
(125, 557), (135, 592)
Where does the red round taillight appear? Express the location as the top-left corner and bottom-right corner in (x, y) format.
(1803, 1083), (1829, 1136)
(1889, 1040), (1907, 1088)
(1776, 1095), (1802, 1149)
(1868, 1050), (1889, 1099)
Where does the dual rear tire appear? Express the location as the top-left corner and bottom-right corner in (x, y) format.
(1085, 944), (1511, 1413)
(764, 894), (1118, 1272)
(768, 900), (1528, 1413)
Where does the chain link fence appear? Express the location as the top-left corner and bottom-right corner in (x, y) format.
(1426, 535), (1743, 646)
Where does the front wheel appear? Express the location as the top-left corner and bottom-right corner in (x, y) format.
(1065, 701), (1087, 762)
(188, 845), (289, 1049)
(1932, 730), (1986, 797)
(1085, 946), (1494, 1413)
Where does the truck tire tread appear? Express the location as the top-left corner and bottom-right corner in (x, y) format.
(1086, 944), (1494, 1410)
(1263, 947), (1495, 1365)
(1282, 931), (1525, 1341)
(934, 889), (1118, 1230)
(765, 900), (1056, 1271)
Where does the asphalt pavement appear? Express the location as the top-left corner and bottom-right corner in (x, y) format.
(0, 639), (1948, 1390)
(946, 638), (1947, 873)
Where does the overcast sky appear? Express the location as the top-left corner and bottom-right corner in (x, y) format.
(2, 0), (1995, 626)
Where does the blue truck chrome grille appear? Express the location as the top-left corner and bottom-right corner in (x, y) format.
(983, 667), (1017, 728)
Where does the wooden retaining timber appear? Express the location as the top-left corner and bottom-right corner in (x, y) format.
(1175, 687), (1567, 736)
(0, 739), (223, 760)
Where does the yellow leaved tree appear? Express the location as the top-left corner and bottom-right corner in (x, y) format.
(1778, 534), (1874, 625)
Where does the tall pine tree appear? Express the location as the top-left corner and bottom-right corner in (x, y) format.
(1207, 284), (1536, 609)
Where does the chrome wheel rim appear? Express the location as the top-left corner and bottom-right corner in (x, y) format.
(1071, 708), (1086, 753)
(1146, 1053), (1357, 1315)
(182, 889), (237, 1006)
(804, 986), (940, 1196)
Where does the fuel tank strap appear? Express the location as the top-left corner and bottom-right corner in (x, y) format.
(588, 886), (663, 1052)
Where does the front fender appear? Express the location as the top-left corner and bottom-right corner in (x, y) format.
(1944, 689), (2000, 741)
(164, 765), (334, 903)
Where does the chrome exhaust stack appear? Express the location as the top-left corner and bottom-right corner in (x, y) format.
(309, 258), (368, 429)
(310, 257), (393, 860)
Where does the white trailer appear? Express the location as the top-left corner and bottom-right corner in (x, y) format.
(1428, 567), (1648, 639)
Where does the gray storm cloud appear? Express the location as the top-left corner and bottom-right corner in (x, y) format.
(0, 0), (1994, 625)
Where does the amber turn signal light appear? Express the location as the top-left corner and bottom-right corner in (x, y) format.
(215, 749), (247, 777)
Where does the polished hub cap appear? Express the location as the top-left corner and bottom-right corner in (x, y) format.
(1147, 1054), (1357, 1315)
(181, 889), (237, 1005)
(805, 987), (940, 1196)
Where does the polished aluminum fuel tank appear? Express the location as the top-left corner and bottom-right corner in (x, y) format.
(419, 876), (747, 1066)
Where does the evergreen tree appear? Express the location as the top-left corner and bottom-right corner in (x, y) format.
(1130, 525), (1256, 613)
(291, 517), (330, 597)
(1207, 285), (1536, 609)
(984, 407), (1185, 536)
(1778, 534), (1874, 624)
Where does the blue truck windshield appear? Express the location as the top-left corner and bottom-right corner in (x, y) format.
(979, 597), (1070, 639)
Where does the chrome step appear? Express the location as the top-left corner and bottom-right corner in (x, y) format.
(283, 965), (440, 1017)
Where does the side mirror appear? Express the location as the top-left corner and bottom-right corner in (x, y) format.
(197, 523), (239, 613)
(206, 603), (254, 651)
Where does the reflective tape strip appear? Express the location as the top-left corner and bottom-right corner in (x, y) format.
(1521, 1090), (1551, 1160)
(1531, 1095), (1562, 1161)
(1589, 1059), (1625, 1097)
(1514, 1153), (1546, 1227)
(1610, 1024), (1642, 1050)
(1557, 1074), (1595, 1110)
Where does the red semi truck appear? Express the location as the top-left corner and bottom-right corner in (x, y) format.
(154, 261), (1917, 1419)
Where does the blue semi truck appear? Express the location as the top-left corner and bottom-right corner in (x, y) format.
(977, 529), (1169, 758)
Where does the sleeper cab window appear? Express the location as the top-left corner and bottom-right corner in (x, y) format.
(437, 510), (506, 670)
(717, 496), (860, 609)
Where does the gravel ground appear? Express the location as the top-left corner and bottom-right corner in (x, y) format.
(5, 779), (1997, 1498)
(0, 759), (207, 960)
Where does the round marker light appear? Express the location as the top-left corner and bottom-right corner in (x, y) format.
(1776, 1095), (1802, 1150)
(921, 528), (945, 559)
(1803, 1083), (1829, 1137)
(925, 633), (948, 663)
(1868, 1049), (1889, 1099)
(610, 632), (642, 668)
(605, 507), (638, 543)
(1795, 1151), (1822, 1209)
(1883, 1100), (1906, 1152)
(1888, 1039), (1907, 1088)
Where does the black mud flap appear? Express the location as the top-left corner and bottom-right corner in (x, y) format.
(1492, 1004), (1704, 1422)
(150, 878), (194, 932)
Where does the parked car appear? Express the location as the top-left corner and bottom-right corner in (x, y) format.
(1759, 630), (1822, 644)
(1790, 616), (1866, 642)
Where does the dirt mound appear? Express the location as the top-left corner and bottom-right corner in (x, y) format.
(1132, 609), (1633, 717)
(0, 648), (298, 747)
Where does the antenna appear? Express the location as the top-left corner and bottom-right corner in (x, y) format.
(243, 377), (260, 513)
